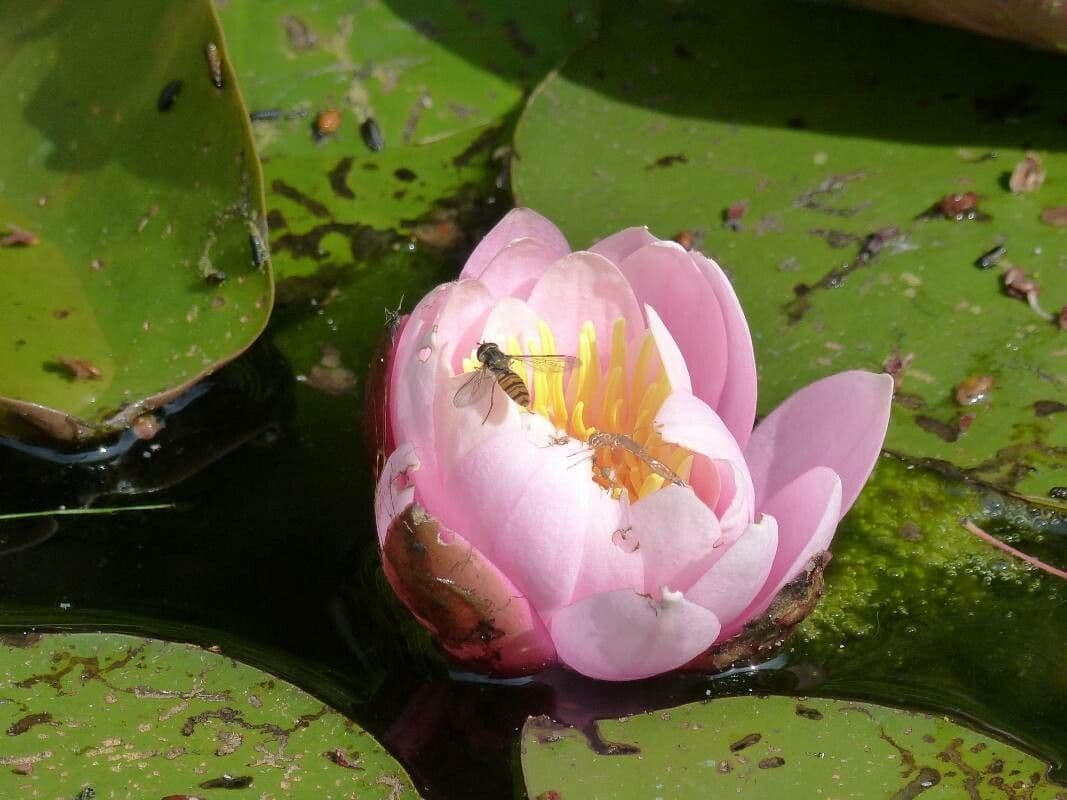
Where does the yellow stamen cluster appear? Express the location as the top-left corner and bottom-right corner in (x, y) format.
(461, 317), (693, 501)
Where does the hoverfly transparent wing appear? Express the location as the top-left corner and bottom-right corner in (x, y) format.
(452, 367), (495, 408)
(506, 354), (579, 374)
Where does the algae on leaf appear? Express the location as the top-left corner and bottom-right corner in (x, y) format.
(523, 695), (1066, 800)
(0, 632), (420, 799)
(0, 0), (273, 441)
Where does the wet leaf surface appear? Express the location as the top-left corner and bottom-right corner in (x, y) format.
(0, 632), (419, 798)
(0, 0), (272, 441)
(513, 0), (1067, 496)
(522, 695), (1066, 799)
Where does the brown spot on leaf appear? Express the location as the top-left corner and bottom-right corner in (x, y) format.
(0, 227), (39, 247)
(1034, 400), (1067, 417)
(646, 154), (688, 169)
(795, 703), (823, 720)
(759, 756), (785, 769)
(955, 375), (994, 406)
(6, 712), (52, 736)
(327, 157), (354, 199)
(282, 15), (317, 50)
(730, 733), (762, 752)
(271, 179), (329, 218)
(54, 357), (102, 381)
(1009, 151), (1045, 193)
(325, 748), (364, 769)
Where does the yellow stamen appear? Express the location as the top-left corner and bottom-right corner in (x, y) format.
(458, 314), (693, 502)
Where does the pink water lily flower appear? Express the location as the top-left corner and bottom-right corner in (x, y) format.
(372, 208), (893, 682)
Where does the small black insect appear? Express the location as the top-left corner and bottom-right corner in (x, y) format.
(249, 230), (268, 270)
(205, 270), (228, 286)
(249, 108), (283, 122)
(975, 244), (1006, 270)
(360, 117), (384, 152)
(157, 79), (183, 112)
(199, 774), (253, 789)
(72, 788), (95, 800)
(1050, 486), (1067, 500)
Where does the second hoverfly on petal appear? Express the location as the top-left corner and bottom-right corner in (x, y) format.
(453, 342), (577, 418)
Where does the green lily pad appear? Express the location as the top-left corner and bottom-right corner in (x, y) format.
(513, 1), (1067, 496)
(522, 695), (1066, 799)
(0, 0), (272, 442)
(218, 0), (597, 259)
(0, 631), (419, 799)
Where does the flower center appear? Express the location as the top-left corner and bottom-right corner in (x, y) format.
(462, 317), (693, 501)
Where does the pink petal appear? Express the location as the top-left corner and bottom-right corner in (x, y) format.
(686, 514), (778, 628)
(569, 491), (645, 605)
(438, 423), (621, 613)
(744, 370), (893, 515)
(550, 588), (721, 681)
(655, 390), (754, 530)
(740, 466), (842, 624)
(479, 297), (547, 354)
(645, 304), (691, 393)
(689, 251), (758, 446)
(712, 459), (755, 545)
(475, 238), (566, 300)
(375, 442), (420, 547)
(588, 226), (658, 266)
(619, 242), (729, 412)
(526, 252), (645, 360)
(459, 208), (569, 281)
(380, 507), (557, 676)
(630, 485), (721, 594)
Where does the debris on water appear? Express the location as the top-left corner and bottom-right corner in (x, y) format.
(1002, 266), (1053, 320)
(249, 230), (268, 270)
(882, 347), (914, 391)
(360, 117), (385, 152)
(857, 226), (900, 262)
(672, 230), (694, 249)
(157, 79), (183, 112)
(646, 153), (688, 169)
(204, 42), (223, 89)
(918, 191), (988, 221)
(975, 244), (1006, 270)
(1039, 204), (1067, 227)
(794, 171), (868, 217)
(1008, 151), (1045, 193)
(325, 748), (365, 769)
(314, 108), (342, 140)
(198, 774), (253, 789)
(283, 14), (318, 50)
(722, 201), (747, 232)
(0, 227), (39, 247)
(298, 344), (357, 396)
(56, 357), (102, 380)
(954, 375), (994, 406)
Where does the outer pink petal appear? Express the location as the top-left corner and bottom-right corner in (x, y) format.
(375, 442), (419, 547)
(630, 485), (721, 595)
(475, 238), (565, 300)
(439, 424), (621, 613)
(655, 390), (754, 532)
(479, 297), (547, 353)
(739, 467), (842, 625)
(689, 251), (758, 446)
(459, 208), (569, 281)
(526, 252), (645, 360)
(645, 304), (692, 393)
(686, 514), (778, 628)
(588, 226), (658, 265)
(550, 588), (721, 681)
(380, 507), (557, 676)
(744, 370), (893, 515)
(569, 489), (645, 606)
(619, 242), (729, 414)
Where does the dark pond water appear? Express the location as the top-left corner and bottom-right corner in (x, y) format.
(1, 222), (1065, 800)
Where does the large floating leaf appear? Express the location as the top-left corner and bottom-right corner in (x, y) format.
(0, 632), (419, 799)
(513, 0), (1067, 496)
(522, 695), (1065, 799)
(0, 0), (272, 442)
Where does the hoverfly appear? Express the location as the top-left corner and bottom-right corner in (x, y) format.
(587, 431), (686, 488)
(453, 342), (576, 420)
